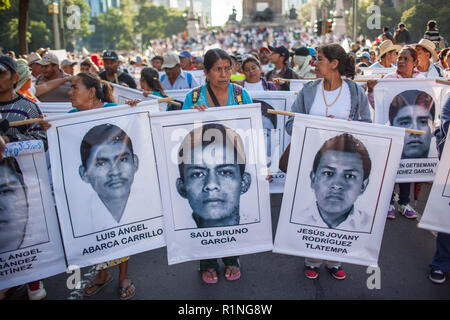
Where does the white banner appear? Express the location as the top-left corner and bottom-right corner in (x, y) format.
(47, 102), (166, 268)
(419, 134), (450, 233)
(360, 67), (396, 76)
(273, 114), (405, 266)
(374, 79), (449, 182)
(289, 79), (314, 92)
(38, 102), (72, 116)
(247, 90), (297, 193)
(164, 89), (191, 105)
(150, 104), (273, 265)
(0, 141), (66, 290)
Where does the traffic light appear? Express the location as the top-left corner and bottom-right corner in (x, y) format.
(326, 19), (333, 33)
(314, 20), (322, 36)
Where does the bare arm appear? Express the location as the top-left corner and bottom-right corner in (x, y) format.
(35, 76), (75, 97)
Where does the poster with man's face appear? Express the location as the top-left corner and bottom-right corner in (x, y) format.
(374, 79), (450, 182)
(419, 134), (450, 234)
(0, 141), (66, 290)
(47, 102), (166, 268)
(273, 114), (405, 266)
(151, 104), (273, 265)
(247, 91), (297, 193)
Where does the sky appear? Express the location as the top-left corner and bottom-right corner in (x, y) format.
(210, 0), (243, 26)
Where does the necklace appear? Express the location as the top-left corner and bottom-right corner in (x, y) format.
(322, 80), (343, 116)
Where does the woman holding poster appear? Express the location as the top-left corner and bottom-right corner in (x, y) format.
(182, 48), (253, 284)
(367, 47), (426, 220)
(285, 43), (371, 281)
(42, 72), (138, 299)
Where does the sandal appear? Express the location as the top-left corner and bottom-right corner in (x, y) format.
(83, 274), (113, 296)
(201, 268), (218, 284)
(225, 265), (241, 281)
(119, 279), (136, 300)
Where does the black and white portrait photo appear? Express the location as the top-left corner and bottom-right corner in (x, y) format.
(176, 123), (252, 229)
(274, 113), (404, 266)
(150, 105), (273, 264)
(0, 157), (49, 254)
(294, 133), (372, 232)
(47, 104), (166, 268)
(79, 124), (139, 227)
(389, 90), (435, 159)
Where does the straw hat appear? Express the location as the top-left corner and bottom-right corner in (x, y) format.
(413, 38), (438, 63)
(378, 40), (402, 60)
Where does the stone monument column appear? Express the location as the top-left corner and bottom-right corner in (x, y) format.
(333, 0), (347, 37)
(186, 0), (199, 38)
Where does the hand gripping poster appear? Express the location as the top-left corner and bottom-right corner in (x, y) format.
(46, 102), (165, 268)
(418, 134), (450, 233)
(0, 141), (66, 290)
(247, 90), (297, 193)
(273, 114), (405, 266)
(374, 78), (450, 182)
(150, 104), (273, 264)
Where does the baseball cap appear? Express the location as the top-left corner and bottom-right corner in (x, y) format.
(358, 52), (371, 59)
(162, 52), (180, 69)
(102, 50), (119, 60)
(27, 52), (42, 65)
(179, 51), (192, 59)
(193, 56), (204, 63)
(37, 52), (59, 66)
(268, 45), (289, 59)
(61, 59), (77, 68)
(0, 55), (18, 73)
(259, 46), (271, 53)
(293, 47), (310, 57)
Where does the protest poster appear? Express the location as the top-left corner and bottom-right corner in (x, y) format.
(150, 104), (273, 265)
(164, 89), (191, 104)
(159, 70), (206, 86)
(38, 102), (72, 116)
(360, 67), (396, 76)
(46, 102), (165, 268)
(418, 134), (450, 233)
(374, 78), (449, 182)
(0, 141), (66, 290)
(273, 113), (405, 266)
(247, 90), (297, 193)
(289, 79), (313, 92)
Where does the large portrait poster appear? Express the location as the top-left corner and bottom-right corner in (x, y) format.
(0, 141), (66, 290)
(47, 102), (166, 268)
(273, 114), (405, 266)
(150, 104), (273, 265)
(418, 134), (450, 233)
(374, 79), (449, 182)
(247, 91), (297, 193)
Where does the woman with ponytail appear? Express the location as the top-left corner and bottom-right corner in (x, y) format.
(140, 67), (168, 99)
(285, 43), (371, 281)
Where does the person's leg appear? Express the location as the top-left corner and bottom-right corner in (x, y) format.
(429, 232), (450, 283)
(222, 256), (240, 280)
(83, 268), (111, 296)
(118, 260), (135, 299)
(27, 280), (47, 300)
(305, 258), (323, 268)
(387, 186), (397, 219)
(397, 183), (417, 218)
(325, 261), (346, 280)
(200, 259), (219, 283)
(304, 258), (323, 279)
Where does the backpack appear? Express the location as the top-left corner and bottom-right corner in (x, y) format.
(161, 72), (193, 88)
(192, 84), (244, 106)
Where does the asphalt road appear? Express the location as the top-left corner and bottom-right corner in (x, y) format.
(4, 184), (449, 300)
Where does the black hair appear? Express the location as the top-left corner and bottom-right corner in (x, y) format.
(151, 56), (164, 62)
(389, 90), (435, 124)
(401, 46), (418, 62)
(80, 124), (134, 168)
(439, 48), (450, 62)
(203, 49), (233, 73)
(318, 44), (356, 79)
(312, 133), (372, 180)
(242, 56), (261, 71)
(177, 123), (246, 182)
(427, 20), (437, 29)
(140, 67), (167, 97)
(253, 100), (277, 129)
(76, 72), (115, 104)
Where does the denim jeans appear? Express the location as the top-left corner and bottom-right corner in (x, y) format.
(430, 233), (450, 272)
(391, 183), (411, 205)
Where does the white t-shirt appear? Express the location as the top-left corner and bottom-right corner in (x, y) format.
(309, 80), (351, 119)
(244, 80), (264, 91)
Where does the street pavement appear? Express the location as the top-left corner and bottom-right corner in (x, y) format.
(4, 184), (450, 300)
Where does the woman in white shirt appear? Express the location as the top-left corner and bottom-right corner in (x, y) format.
(237, 56), (277, 91)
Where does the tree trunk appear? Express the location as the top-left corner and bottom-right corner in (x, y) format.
(18, 0), (30, 55)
